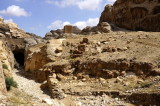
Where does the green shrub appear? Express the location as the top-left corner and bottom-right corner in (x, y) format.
(5, 77), (18, 91)
(2, 64), (8, 70)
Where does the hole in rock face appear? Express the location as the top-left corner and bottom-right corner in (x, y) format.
(153, 6), (160, 15)
(13, 50), (24, 67)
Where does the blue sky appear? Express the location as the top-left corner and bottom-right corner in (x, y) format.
(0, 0), (115, 36)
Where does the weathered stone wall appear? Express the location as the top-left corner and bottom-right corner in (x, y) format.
(64, 25), (73, 33)
(99, 0), (160, 31)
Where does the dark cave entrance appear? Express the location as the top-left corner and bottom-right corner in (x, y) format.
(13, 49), (25, 67)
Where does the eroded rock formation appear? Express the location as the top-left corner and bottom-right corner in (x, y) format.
(99, 0), (160, 31)
(24, 39), (65, 82)
(0, 40), (15, 95)
(0, 18), (31, 38)
(0, 62), (7, 94)
(0, 40), (14, 77)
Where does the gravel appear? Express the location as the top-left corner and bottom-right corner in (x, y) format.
(13, 69), (63, 106)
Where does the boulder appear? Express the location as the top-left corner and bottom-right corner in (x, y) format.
(24, 43), (49, 82)
(44, 29), (64, 39)
(24, 38), (37, 46)
(98, 22), (111, 33)
(45, 32), (52, 37)
(82, 38), (89, 44)
(81, 26), (99, 35)
(47, 77), (66, 99)
(24, 39), (65, 82)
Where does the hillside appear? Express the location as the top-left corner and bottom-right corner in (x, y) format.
(0, 0), (160, 105)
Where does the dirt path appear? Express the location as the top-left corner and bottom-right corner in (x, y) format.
(13, 69), (63, 106)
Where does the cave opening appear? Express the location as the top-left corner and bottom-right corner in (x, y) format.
(13, 50), (25, 67)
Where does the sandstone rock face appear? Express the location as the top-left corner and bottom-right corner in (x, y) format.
(99, 0), (160, 31)
(0, 40), (14, 77)
(0, 18), (31, 38)
(0, 61), (7, 94)
(24, 43), (48, 82)
(40, 60), (71, 99)
(24, 39), (65, 82)
(0, 40), (15, 94)
(47, 76), (66, 99)
(76, 58), (156, 79)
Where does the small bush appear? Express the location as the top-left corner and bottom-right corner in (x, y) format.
(2, 64), (8, 70)
(5, 77), (18, 91)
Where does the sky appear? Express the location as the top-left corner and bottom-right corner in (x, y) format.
(0, 0), (116, 36)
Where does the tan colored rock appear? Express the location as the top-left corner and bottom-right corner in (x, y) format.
(55, 47), (63, 53)
(0, 40), (14, 77)
(78, 44), (86, 52)
(63, 69), (74, 74)
(99, 0), (160, 31)
(0, 61), (7, 94)
(76, 73), (83, 79)
(0, 18), (31, 38)
(0, 40), (14, 94)
(80, 26), (98, 35)
(56, 74), (66, 81)
(0, 18), (4, 22)
(70, 50), (83, 58)
(24, 43), (47, 73)
(102, 46), (117, 53)
(120, 71), (126, 76)
(7, 22), (31, 38)
(47, 77), (66, 99)
(82, 38), (89, 44)
(24, 39), (65, 82)
(137, 79), (144, 84)
(64, 25), (73, 34)
(98, 22), (112, 33)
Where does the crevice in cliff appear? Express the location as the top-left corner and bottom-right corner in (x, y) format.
(13, 49), (25, 67)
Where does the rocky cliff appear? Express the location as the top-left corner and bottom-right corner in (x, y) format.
(0, 40), (15, 95)
(99, 0), (160, 31)
(0, 40), (14, 77)
(24, 31), (160, 102)
(0, 62), (7, 94)
(0, 18), (31, 38)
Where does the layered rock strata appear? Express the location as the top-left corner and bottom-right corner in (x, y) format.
(99, 0), (160, 31)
